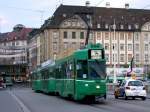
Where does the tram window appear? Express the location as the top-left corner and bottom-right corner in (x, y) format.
(61, 63), (66, 78)
(49, 69), (54, 78)
(46, 70), (49, 79)
(38, 73), (42, 80)
(83, 74), (87, 78)
(66, 62), (74, 79)
(76, 64), (82, 70)
(51, 68), (55, 78)
(77, 61), (88, 79)
(55, 68), (59, 79)
(69, 64), (72, 70)
(89, 61), (106, 79)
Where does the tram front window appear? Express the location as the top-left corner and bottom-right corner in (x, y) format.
(77, 61), (88, 79)
(89, 61), (106, 79)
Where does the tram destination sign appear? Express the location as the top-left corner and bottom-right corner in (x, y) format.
(90, 50), (102, 59)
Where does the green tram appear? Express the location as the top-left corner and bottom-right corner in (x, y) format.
(32, 43), (107, 101)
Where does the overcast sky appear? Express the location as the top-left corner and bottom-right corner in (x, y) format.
(0, 0), (150, 33)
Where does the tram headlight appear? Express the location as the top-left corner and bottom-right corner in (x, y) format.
(85, 84), (88, 87)
(96, 85), (100, 89)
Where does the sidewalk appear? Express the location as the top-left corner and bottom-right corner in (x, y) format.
(107, 90), (150, 99)
(147, 93), (150, 99)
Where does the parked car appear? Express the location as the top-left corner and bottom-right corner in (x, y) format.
(0, 80), (5, 88)
(147, 79), (150, 83)
(114, 79), (147, 100)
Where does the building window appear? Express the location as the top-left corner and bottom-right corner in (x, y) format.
(72, 32), (76, 39)
(113, 54), (115, 62)
(105, 24), (109, 29)
(120, 25), (124, 29)
(63, 21), (68, 26)
(143, 25), (147, 30)
(77, 21), (81, 27)
(128, 54), (132, 62)
(104, 43), (109, 50)
(145, 54), (148, 62)
(135, 44), (139, 51)
(63, 31), (67, 39)
(64, 42), (68, 49)
(63, 13), (66, 17)
(120, 54), (124, 62)
(120, 44), (124, 50)
(80, 32), (84, 39)
(135, 24), (139, 29)
(128, 44), (132, 51)
(128, 33), (132, 41)
(113, 54), (117, 62)
(12, 42), (15, 46)
(16, 41), (19, 46)
(72, 42), (76, 48)
(53, 42), (57, 50)
(53, 31), (58, 39)
(136, 54), (139, 62)
(106, 54), (109, 62)
(97, 24), (101, 28)
(105, 32), (109, 40)
(144, 33), (148, 41)
(72, 21), (76, 27)
(135, 33), (139, 41)
(120, 33), (124, 40)
(112, 43), (117, 50)
(128, 25), (131, 30)
(89, 32), (93, 40)
(21, 56), (26, 62)
(80, 42), (84, 48)
(148, 25), (150, 30)
(97, 32), (101, 40)
(145, 44), (148, 51)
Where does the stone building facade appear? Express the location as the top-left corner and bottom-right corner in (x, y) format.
(30, 4), (150, 74)
(0, 24), (32, 81)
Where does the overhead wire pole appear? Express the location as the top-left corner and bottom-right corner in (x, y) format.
(75, 12), (93, 46)
(85, 14), (92, 45)
(37, 10), (45, 25)
(113, 19), (117, 84)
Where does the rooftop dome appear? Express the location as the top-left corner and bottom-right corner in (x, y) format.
(13, 24), (25, 32)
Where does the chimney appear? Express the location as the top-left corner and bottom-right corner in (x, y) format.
(106, 2), (110, 8)
(125, 3), (129, 9)
(85, 1), (90, 7)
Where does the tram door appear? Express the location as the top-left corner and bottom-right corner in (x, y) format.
(64, 60), (75, 97)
